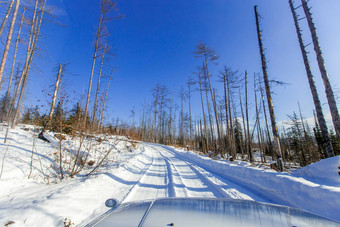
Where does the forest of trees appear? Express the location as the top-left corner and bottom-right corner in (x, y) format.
(0, 0), (339, 172)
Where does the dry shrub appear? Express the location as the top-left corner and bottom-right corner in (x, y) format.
(54, 133), (66, 141)
(131, 142), (138, 149)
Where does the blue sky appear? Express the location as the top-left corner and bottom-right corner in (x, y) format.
(16, 0), (340, 126)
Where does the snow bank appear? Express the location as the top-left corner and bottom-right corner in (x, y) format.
(293, 156), (340, 187)
(162, 145), (340, 222)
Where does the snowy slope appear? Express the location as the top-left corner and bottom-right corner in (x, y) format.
(0, 125), (339, 226)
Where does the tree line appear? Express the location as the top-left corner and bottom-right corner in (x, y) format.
(0, 0), (339, 172)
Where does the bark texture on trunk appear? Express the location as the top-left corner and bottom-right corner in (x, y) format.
(290, 0), (334, 157)
(0, 0), (15, 38)
(301, 0), (340, 144)
(0, 0), (20, 88)
(254, 5), (283, 170)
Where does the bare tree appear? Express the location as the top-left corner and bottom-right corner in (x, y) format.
(187, 76), (195, 142)
(0, 0), (20, 88)
(0, 0), (14, 37)
(92, 43), (108, 126)
(301, 0), (340, 144)
(289, 0), (334, 157)
(244, 71), (253, 162)
(254, 5), (283, 171)
(84, 0), (120, 128)
(99, 69), (114, 131)
(12, 0), (47, 127)
(195, 42), (223, 156)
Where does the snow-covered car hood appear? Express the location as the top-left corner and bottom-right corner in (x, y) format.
(85, 198), (340, 227)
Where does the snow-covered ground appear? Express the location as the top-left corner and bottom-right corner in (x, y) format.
(0, 125), (339, 226)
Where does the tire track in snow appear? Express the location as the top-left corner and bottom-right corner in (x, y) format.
(163, 159), (175, 197)
(156, 144), (268, 202)
(120, 156), (155, 204)
(183, 161), (227, 198)
(158, 150), (189, 197)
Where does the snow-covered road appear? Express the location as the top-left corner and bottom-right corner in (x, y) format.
(120, 144), (266, 204)
(1, 128), (339, 226)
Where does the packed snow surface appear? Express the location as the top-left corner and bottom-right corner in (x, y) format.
(0, 125), (339, 226)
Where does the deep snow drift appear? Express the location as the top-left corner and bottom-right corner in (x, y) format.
(0, 125), (339, 226)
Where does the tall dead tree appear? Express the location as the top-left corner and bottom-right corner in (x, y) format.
(0, 0), (14, 37)
(12, 0), (46, 127)
(301, 0), (340, 144)
(5, 8), (25, 102)
(197, 70), (208, 153)
(0, 0), (20, 88)
(254, 6), (283, 171)
(38, 64), (64, 141)
(259, 77), (273, 158)
(244, 71), (253, 162)
(1, 8), (25, 122)
(195, 42), (222, 156)
(84, 0), (120, 128)
(92, 43), (107, 125)
(187, 76), (195, 142)
(99, 69), (113, 131)
(289, 0), (334, 157)
(5, 0), (39, 129)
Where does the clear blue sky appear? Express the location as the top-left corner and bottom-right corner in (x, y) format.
(19, 0), (340, 126)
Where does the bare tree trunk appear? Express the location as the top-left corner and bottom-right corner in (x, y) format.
(99, 69), (113, 131)
(4, 0), (39, 143)
(0, 0), (14, 38)
(48, 65), (63, 120)
(255, 83), (265, 163)
(221, 67), (231, 157)
(187, 77), (193, 143)
(12, 0), (46, 127)
(239, 88), (246, 159)
(301, 0), (340, 145)
(92, 44), (107, 126)
(198, 71), (208, 153)
(38, 64), (63, 142)
(0, 0), (20, 88)
(5, 8), (25, 103)
(245, 71), (253, 162)
(84, 13), (103, 128)
(290, 0), (334, 157)
(254, 5), (283, 171)
(204, 60), (222, 154)
(226, 72), (235, 157)
(259, 81), (272, 155)
(204, 78), (214, 150)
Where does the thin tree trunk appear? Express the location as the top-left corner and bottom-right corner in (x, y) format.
(223, 72), (230, 138)
(99, 69), (113, 131)
(5, 8), (25, 104)
(198, 71), (208, 153)
(226, 72), (235, 157)
(0, 0), (15, 38)
(38, 64), (63, 141)
(259, 76), (273, 158)
(92, 44), (107, 126)
(204, 60), (222, 154)
(4, 0), (38, 143)
(12, 0), (46, 127)
(188, 78), (192, 143)
(48, 65), (63, 120)
(301, 0), (340, 147)
(239, 88), (246, 159)
(0, 0), (20, 88)
(290, 0), (334, 157)
(84, 13), (103, 128)
(254, 5), (283, 171)
(245, 71), (253, 162)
